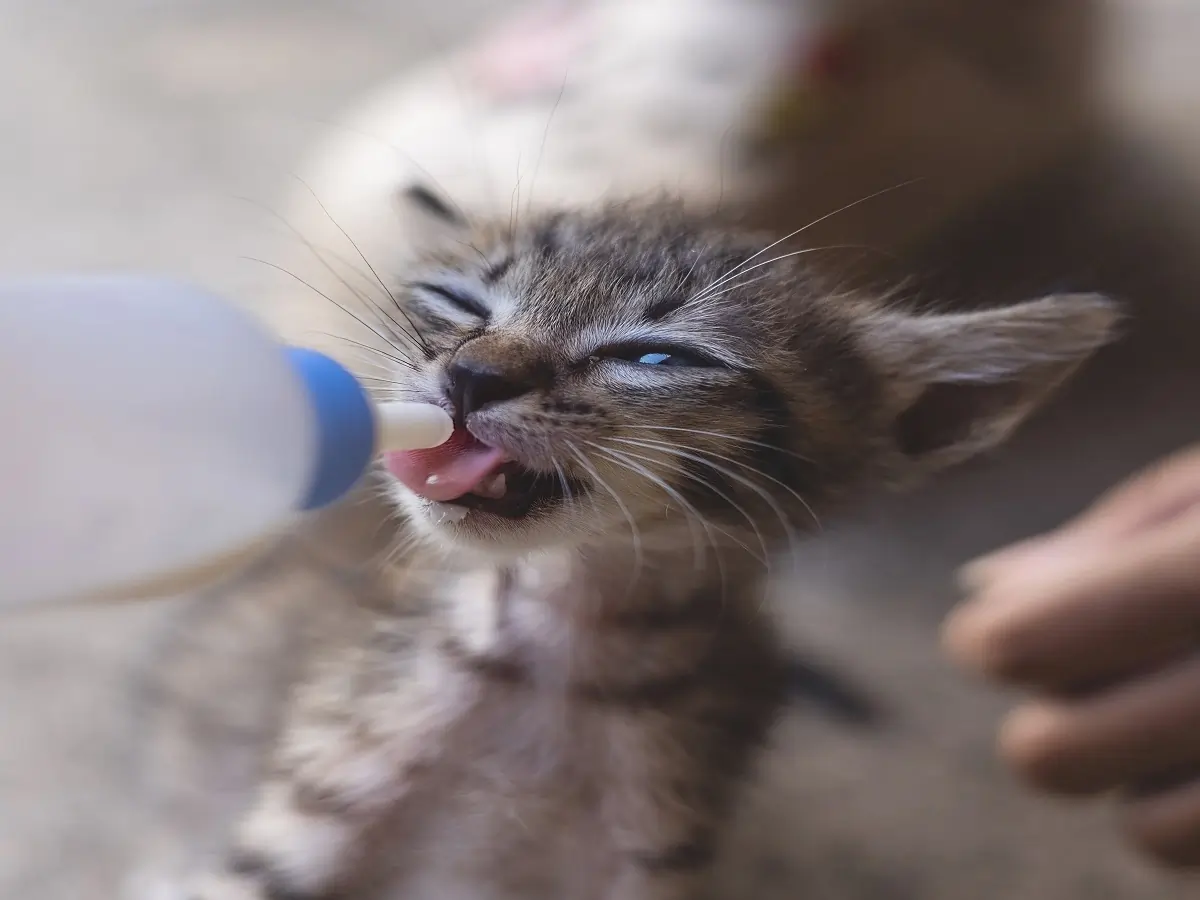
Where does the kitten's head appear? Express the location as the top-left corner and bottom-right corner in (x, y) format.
(368, 195), (1116, 558)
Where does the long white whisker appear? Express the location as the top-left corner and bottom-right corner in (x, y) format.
(306, 339), (396, 379)
(236, 195), (425, 355)
(686, 272), (773, 304)
(526, 74), (569, 220)
(610, 437), (801, 555)
(589, 442), (715, 573)
(691, 180), (920, 300)
(566, 441), (644, 594)
(591, 441), (768, 605)
(621, 425), (815, 465)
(597, 441), (770, 567)
(552, 460), (577, 512)
(321, 334), (418, 371)
(289, 174), (434, 356)
(690, 245), (876, 305)
(244, 257), (419, 370)
(618, 436), (821, 533)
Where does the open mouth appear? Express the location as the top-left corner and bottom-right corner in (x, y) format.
(383, 426), (577, 520)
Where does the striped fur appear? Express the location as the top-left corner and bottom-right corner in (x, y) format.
(189, 199), (1116, 900)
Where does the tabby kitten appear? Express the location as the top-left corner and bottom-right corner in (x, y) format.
(191, 195), (1115, 900)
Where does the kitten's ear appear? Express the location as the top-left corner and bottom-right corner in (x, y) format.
(382, 181), (471, 260)
(396, 182), (469, 231)
(860, 293), (1120, 470)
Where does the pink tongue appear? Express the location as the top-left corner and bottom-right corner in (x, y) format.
(384, 427), (506, 502)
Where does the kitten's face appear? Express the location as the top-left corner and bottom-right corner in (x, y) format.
(371, 199), (1115, 558)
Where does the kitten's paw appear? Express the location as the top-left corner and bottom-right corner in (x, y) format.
(229, 783), (357, 898)
(121, 867), (196, 900)
(186, 869), (336, 900)
(184, 872), (270, 900)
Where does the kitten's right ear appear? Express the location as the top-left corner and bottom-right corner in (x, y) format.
(859, 292), (1120, 474)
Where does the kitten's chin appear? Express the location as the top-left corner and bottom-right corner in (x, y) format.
(390, 483), (589, 555)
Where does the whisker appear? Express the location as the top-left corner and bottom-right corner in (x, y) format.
(241, 256), (420, 369)
(691, 179), (921, 300)
(525, 74), (569, 221)
(687, 272), (773, 303)
(590, 441), (765, 602)
(368, 388), (425, 397)
(552, 460), (577, 512)
(589, 442), (715, 573)
(617, 436), (821, 533)
(288, 174), (434, 357)
(691, 244), (889, 305)
(610, 437), (801, 555)
(566, 441), (644, 594)
(233, 194), (423, 354)
(320, 335), (419, 372)
(596, 440), (770, 567)
(361, 386), (427, 400)
(306, 337), (396, 376)
(621, 425), (815, 465)
(354, 374), (421, 387)
(691, 244), (894, 305)
(509, 157), (523, 245)
(462, 242), (493, 271)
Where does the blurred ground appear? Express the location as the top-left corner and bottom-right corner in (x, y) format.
(1, 1), (1199, 898)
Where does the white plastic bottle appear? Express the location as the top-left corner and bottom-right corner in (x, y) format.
(0, 276), (451, 609)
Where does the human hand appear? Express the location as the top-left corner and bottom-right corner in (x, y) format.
(944, 445), (1200, 867)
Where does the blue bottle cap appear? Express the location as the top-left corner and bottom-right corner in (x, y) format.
(284, 348), (376, 510)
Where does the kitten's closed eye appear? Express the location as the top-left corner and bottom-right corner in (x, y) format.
(412, 281), (489, 321)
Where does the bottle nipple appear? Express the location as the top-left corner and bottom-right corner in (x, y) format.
(376, 402), (454, 452)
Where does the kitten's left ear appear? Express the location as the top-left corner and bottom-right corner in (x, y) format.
(397, 182), (469, 230)
(859, 293), (1120, 471)
(379, 181), (471, 261)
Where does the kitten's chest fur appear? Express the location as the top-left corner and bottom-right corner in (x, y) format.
(285, 547), (786, 900)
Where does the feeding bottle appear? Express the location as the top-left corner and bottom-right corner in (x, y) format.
(0, 276), (450, 609)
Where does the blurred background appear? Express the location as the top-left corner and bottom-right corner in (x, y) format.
(2, 1), (1200, 898)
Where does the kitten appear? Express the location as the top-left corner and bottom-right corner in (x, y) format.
(189, 196), (1115, 900)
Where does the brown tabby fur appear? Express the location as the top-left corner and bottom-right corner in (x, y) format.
(185, 196), (1116, 900)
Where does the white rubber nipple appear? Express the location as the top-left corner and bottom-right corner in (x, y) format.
(375, 401), (454, 452)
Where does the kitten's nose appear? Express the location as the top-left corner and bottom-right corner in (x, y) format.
(446, 358), (532, 421)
